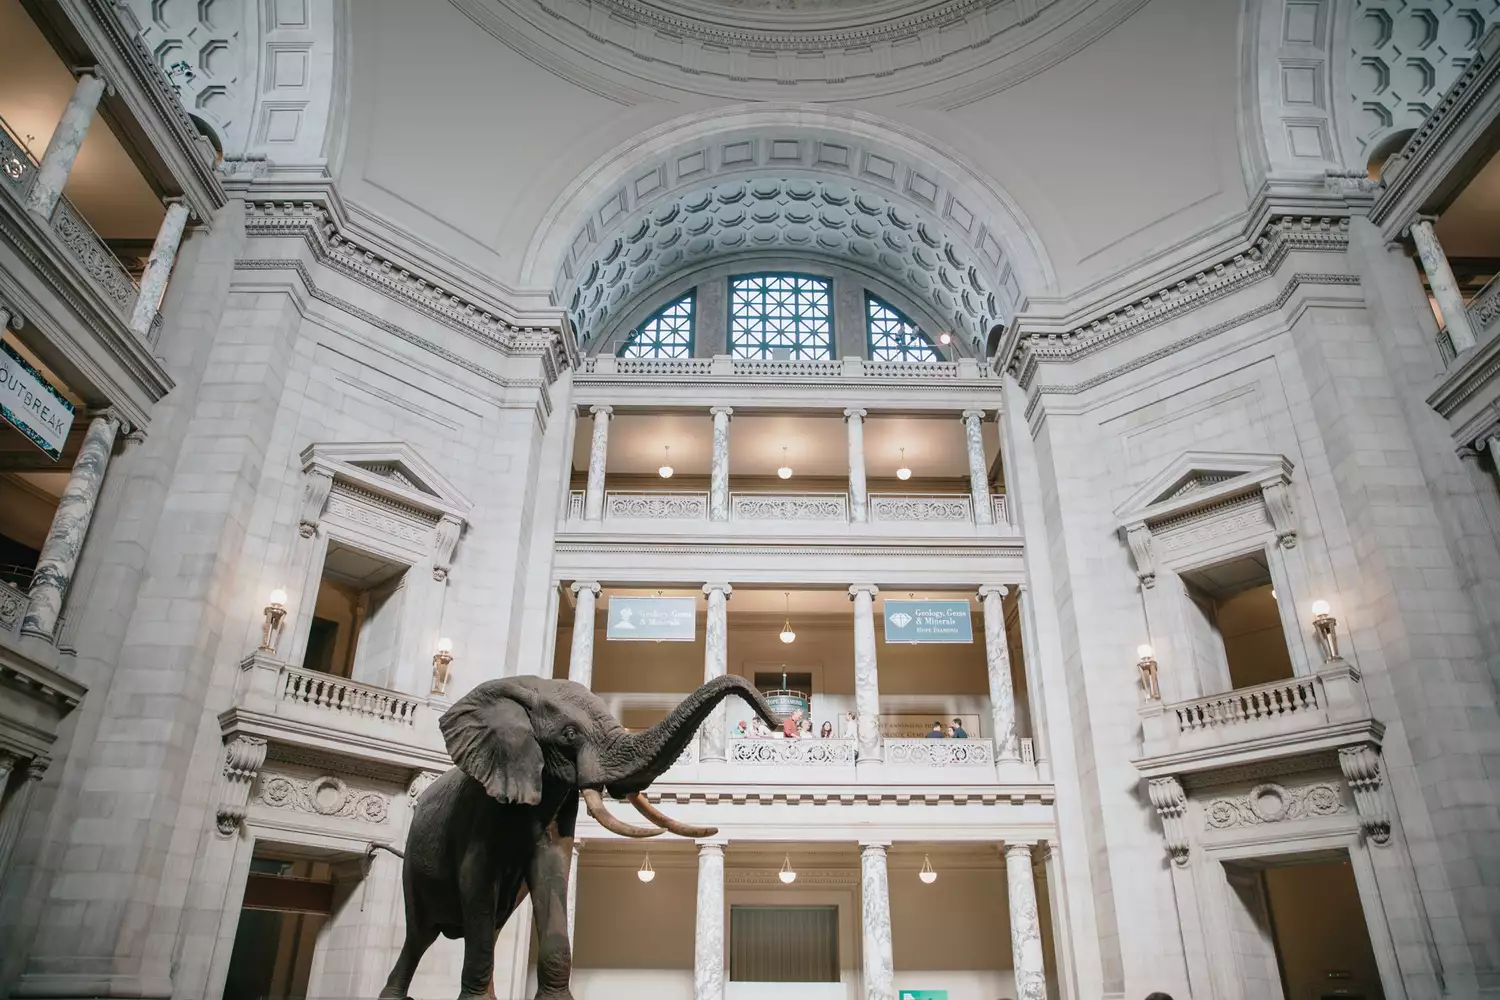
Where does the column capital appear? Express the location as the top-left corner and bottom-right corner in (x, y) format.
(843, 407), (867, 421)
(570, 580), (601, 598)
(961, 407), (988, 422)
(848, 584), (880, 600)
(702, 582), (733, 598)
(977, 584), (1010, 601)
(859, 840), (891, 853)
(589, 404), (613, 418)
(0, 302), (23, 329)
(709, 405), (734, 419)
(697, 838), (729, 853)
(1002, 841), (1039, 860)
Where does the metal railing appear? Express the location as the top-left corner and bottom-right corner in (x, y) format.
(278, 664), (421, 726)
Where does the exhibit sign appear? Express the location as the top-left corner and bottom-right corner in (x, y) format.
(606, 596), (697, 641)
(899, 992), (949, 1000)
(0, 340), (74, 461)
(882, 600), (973, 643)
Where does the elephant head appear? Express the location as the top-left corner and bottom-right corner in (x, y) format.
(439, 672), (781, 837)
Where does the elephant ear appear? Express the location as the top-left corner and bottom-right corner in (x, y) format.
(439, 679), (544, 806)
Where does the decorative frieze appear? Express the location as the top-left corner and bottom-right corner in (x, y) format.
(1204, 781), (1345, 830)
(258, 772), (392, 825)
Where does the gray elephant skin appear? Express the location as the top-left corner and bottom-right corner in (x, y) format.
(378, 672), (781, 1000)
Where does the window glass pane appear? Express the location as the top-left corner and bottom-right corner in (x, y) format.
(866, 294), (940, 362)
(619, 292), (695, 358)
(729, 274), (833, 360)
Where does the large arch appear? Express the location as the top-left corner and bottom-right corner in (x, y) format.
(524, 105), (1056, 353)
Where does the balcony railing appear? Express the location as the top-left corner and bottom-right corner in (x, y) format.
(0, 114), (141, 325)
(1, 579), (26, 635)
(1467, 273), (1500, 345)
(278, 663), (422, 726)
(1172, 675), (1323, 736)
(729, 737), (856, 766)
(583, 355), (983, 380)
(566, 489), (1011, 528)
(886, 738), (995, 766)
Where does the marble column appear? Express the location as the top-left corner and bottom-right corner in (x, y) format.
(709, 406), (733, 521)
(1005, 842), (1048, 1000)
(1411, 218), (1478, 353)
(700, 582), (732, 762)
(25, 70), (107, 219)
(568, 581), (601, 689)
(850, 584), (883, 762)
(859, 842), (895, 1000)
(845, 407), (869, 523)
(566, 839), (581, 948)
(0, 756), (44, 883)
(584, 405), (612, 521)
(962, 408), (993, 524)
(979, 585), (1021, 763)
(22, 412), (123, 639)
(694, 841), (726, 1000)
(129, 200), (191, 336)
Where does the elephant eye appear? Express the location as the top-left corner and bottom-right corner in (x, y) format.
(561, 725), (581, 743)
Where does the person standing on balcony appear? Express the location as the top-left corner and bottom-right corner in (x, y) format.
(783, 708), (804, 739)
(950, 718), (968, 738)
(820, 721), (833, 738)
(926, 721), (946, 738)
(843, 711), (858, 740)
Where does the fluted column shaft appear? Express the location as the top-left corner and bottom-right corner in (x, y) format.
(845, 407), (869, 523)
(979, 585), (1021, 762)
(963, 408), (993, 524)
(22, 413), (122, 639)
(1005, 843), (1047, 1000)
(25, 71), (106, 218)
(860, 843), (894, 1000)
(710, 406), (733, 521)
(850, 584), (882, 762)
(129, 201), (190, 336)
(568, 582), (601, 688)
(1411, 219), (1478, 353)
(584, 405), (612, 520)
(700, 583), (732, 762)
(694, 841), (726, 1000)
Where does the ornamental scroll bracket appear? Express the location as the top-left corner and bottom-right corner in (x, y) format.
(432, 515), (462, 582)
(216, 734), (268, 838)
(1338, 744), (1392, 845)
(1260, 480), (1298, 549)
(1148, 775), (1190, 867)
(299, 471), (334, 538)
(1124, 523), (1156, 589)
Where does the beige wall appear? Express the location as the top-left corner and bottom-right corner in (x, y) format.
(1218, 586), (1294, 689)
(1265, 860), (1385, 1000)
(0, 475), (57, 552)
(310, 577), (362, 677)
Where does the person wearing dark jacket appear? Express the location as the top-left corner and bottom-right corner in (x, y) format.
(950, 718), (968, 738)
(925, 721), (945, 738)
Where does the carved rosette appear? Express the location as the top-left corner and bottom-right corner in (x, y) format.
(216, 735), (268, 837)
(1339, 745), (1392, 845)
(1204, 782), (1345, 829)
(1148, 775), (1190, 867)
(259, 773), (391, 824)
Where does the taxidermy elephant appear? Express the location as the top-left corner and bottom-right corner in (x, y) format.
(378, 672), (780, 1000)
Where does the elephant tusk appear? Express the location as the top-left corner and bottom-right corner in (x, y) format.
(581, 788), (663, 839)
(628, 792), (719, 839)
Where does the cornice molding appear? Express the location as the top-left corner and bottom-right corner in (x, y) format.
(595, 0), (1009, 50)
(553, 537), (1021, 558)
(1006, 216), (1352, 389)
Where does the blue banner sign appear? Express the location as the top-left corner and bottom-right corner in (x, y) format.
(606, 596), (697, 641)
(899, 992), (949, 1000)
(882, 600), (973, 643)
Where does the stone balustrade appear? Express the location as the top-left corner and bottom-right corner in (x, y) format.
(869, 494), (973, 522)
(730, 491), (849, 521)
(1467, 273), (1500, 343)
(729, 737), (857, 765)
(278, 663), (422, 726)
(583, 355), (984, 381)
(885, 737), (995, 766)
(0, 580), (26, 635)
(566, 488), (1009, 527)
(603, 490), (710, 520)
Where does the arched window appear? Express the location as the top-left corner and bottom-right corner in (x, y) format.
(729, 274), (833, 360)
(866, 294), (940, 362)
(618, 292), (695, 358)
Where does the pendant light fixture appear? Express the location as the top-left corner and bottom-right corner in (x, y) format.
(779, 854), (797, 884)
(637, 854), (656, 883)
(896, 447), (912, 481)
(777, 446), (793, 480)
(658, 446), (674, 479)
(938, 331), (953, 345)
(779, 592), (796, 644)
(919, 854), (938, 884)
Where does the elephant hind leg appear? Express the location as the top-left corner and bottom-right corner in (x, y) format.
(378, 923), (439, 1000)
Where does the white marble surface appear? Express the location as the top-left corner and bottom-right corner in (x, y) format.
(979, 585), (1021, 762)
(1411, 219), (1477, 352)
(845, 407), (868, 523)
(130, 202), (190, 336)
(22, 414), (120, 639)
(701, 583), (732, 762)
(962, 409), (993, 524)
(568, 582), (600, 689)
(710, 407), (733, 521)
(860, 843), (894, 1000)
(850, 585), (882, 761)
(694, 842), (726, 1000)
(1005, 843), (1047, 1000)
(584, 405), (612, 520)
(24, 72), (105, 218)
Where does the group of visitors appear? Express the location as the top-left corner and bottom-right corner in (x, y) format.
(925, 718), (970, 738)
(732, 709), (860, 740)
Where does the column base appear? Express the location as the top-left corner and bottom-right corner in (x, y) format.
(856, 756), (884, 776)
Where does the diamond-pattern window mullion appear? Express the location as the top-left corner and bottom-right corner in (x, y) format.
(618, 292), (696, 358)
(866, 294), (940, 362)
(729, 274), (833, 360)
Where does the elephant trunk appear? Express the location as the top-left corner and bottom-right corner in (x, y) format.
(605, 674), (780, 791)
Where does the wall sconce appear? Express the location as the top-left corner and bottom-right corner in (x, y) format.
(778, 854), (797, 884)
(1136, 643), (1160, 700)
(260, 588), (288, 652)
(637, 854), (655, 883)
(1311, 600), (1339, 661)
(431, 637), (454, 695)
(919, 854), (938, 884)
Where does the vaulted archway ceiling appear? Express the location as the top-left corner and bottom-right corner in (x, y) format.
(556, 132), (1026, 351)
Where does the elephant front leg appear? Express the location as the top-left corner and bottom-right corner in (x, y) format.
(527, 822), (575, 1000)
